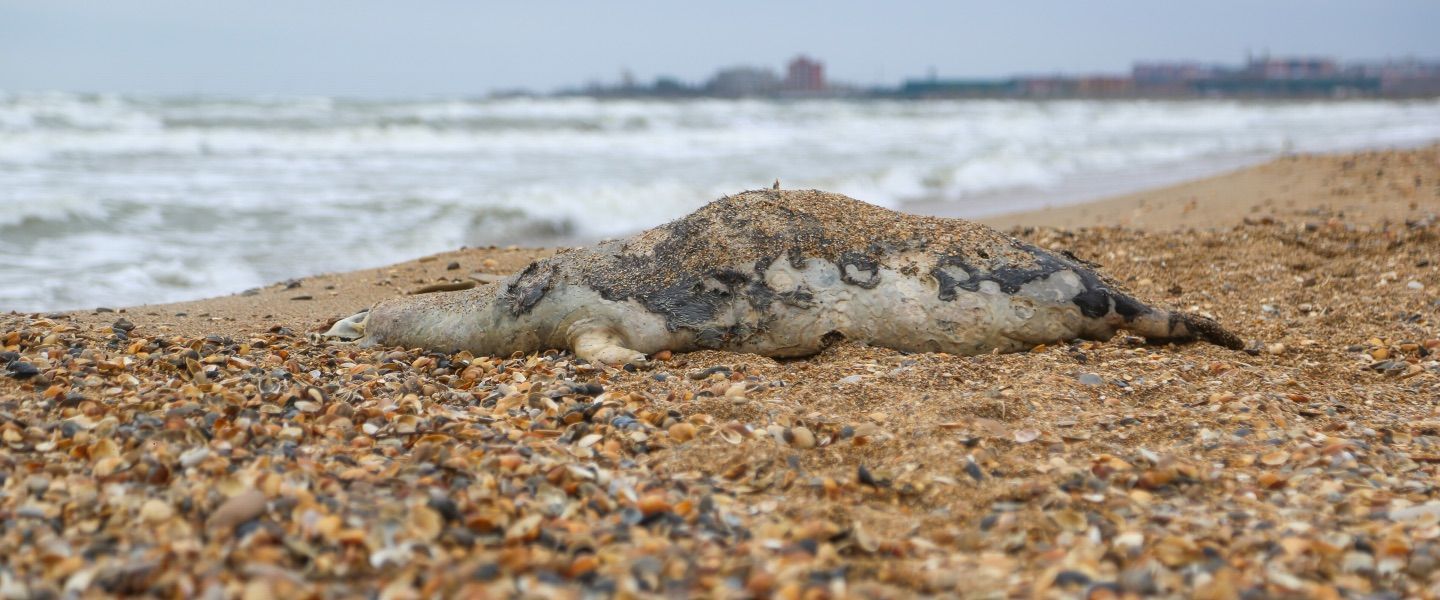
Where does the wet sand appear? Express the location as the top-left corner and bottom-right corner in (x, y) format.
(983, 145), (1438, 230)
(2, 145), (1438, 597)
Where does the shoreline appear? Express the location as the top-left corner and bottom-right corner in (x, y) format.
(10, 142), (1434, 320)
(28, 143), (1435, 337)
(8, 95), (1440, 313)
(981, 142), (1438, 230)
(926, 136), (1440, 228)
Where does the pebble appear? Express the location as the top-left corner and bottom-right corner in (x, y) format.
(179, 447), (211, 467)
(140, 499), (174, 524)
(5, 361), (39, 379)
(1408, 549), (1440, 578)
(1390, 503), (1440, 522)
(1342, 551), (1374, 574)
(688, 365), (731, 380)
(1077, 373), (1103, 386)
(206, 490), (267, 532)
(963, 460), (985, 482)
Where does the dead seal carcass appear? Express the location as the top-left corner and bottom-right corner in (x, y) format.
(326, 190), (1243, 364)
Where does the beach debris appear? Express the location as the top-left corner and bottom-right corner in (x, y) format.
(469, 272), (508, 284)
(410, 280), (477, 294)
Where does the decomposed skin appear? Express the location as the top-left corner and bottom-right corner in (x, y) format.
(326, 190), (1243, 365)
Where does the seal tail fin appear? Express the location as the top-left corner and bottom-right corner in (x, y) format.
(1127, 307), (1245, 351)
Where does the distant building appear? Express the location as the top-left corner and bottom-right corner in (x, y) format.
(1355, 58), (1440, 96)
(1132, 62), (1220, 84)
(1075, 76), (1133, 97)
(1132, 62), (1222, 96)
(1192, 76), (1380, 97)
(1182, 55), (1379, 97)
(565, 52), (1439, 100)
(706, 66), (780, 97)
(1016, 77), (1075, 98)
(1246, 55), (1338, 79)
(899, 78), (1015, 98)
(785, 55), (826, 91)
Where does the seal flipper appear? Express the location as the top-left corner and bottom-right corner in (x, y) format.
(324, 310), (369, 342)
(567, 320), (649, 367)
(1123, 305), (1244, 351)
(1167, 311), (1245, 350)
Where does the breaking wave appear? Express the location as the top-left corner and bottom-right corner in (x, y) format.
(3, 91), (1439, 310)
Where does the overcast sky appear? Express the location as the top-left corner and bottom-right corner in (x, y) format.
(2, 0), (1437, 97)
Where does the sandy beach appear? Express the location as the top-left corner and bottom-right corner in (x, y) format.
(3, 145), (1439, 597)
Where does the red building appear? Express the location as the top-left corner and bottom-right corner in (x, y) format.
(785, 55), (826, 91)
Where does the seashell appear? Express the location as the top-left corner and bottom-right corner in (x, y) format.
(1050, 509), (1087, 532)
(1260, 450), (1290, 466)
(668, 422), (697, 442)
(786, 426), (816, 449)
(139, 499), (174, 524)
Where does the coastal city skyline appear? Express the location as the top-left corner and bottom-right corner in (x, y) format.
(569, 52), (1440, 99)
(3, 1), (1437, 97)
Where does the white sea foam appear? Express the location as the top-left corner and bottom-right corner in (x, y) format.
(2, 92), (1439, 311)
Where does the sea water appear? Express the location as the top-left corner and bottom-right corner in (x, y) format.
(3, 92), (1439, 311)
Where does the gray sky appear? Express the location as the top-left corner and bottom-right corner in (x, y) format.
(2, 0), (1437, 97)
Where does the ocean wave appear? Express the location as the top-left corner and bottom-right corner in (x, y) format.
(3, 93), (1440, 310)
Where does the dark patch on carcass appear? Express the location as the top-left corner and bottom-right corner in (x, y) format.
(557, 190), (1240, 352)
(928, 240), (1157, 324)
(1071, 289), (1112, 318)
(838, 251), (881, 288)
(745, 280), (776, 311)
(1112, 294), (1148, 319)
(776, 290), (815, 308)
(576, 192), (838, 334)
(635, 278), (732, 330)
(503, 262), (554, 316)
(694, 327), (727, 348)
